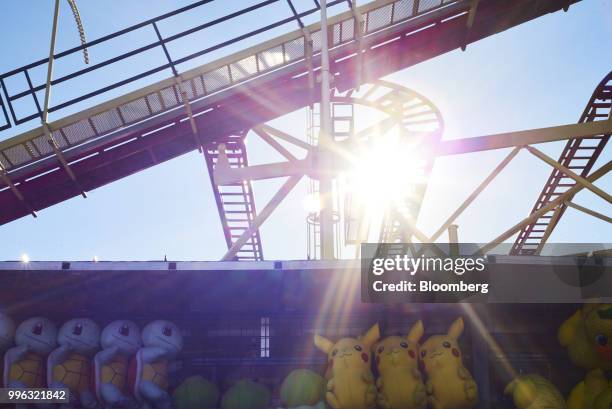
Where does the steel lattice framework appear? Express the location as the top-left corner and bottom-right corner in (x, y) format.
(0, 0), (609, 259)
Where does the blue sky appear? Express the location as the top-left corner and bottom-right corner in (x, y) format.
(0, 0), (610, 261)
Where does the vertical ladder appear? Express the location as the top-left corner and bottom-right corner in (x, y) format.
(511, 73), (612, 255)
(205, 134), (263, 261)
(306, 101), (349, 259)
(306, 105), (321, 260)
(332, 102), (354, 142)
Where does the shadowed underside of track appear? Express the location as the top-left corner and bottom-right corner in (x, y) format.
(0, 0), (579, 225)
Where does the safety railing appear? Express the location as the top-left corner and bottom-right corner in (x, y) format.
(0, 0), (458, 174)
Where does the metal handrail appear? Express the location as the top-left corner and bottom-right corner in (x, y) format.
(0, 0), (347, 127)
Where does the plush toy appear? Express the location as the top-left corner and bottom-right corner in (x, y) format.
(4, 317), (58, 389)
(173, 376), (219, 409)
(504, 374), (566, 409)
(559, 304), (612, 371)
(94, 320), (142, 408)
(419, 318), (477, 409)
(221, 379), (271, 409)
(0, 312), (15, 387)
(373, 321), (426, 409)
(314, 323), (380, 409)
(47, 318), (101, 408)
(130, 320), (183, 409)
(566, 369), (609, 409)
(592, 382), (612, 409)
(280, 369), (325, 408)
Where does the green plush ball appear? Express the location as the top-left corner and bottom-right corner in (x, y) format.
(173, 376), (220, 409)
(221, 380), (271, 409)
(280, 369), (325, 407)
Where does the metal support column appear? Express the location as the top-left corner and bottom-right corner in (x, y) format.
(319, 0), (335, 259)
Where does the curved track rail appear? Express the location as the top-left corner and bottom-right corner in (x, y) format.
(511, 72), (611, 255)
(206, 80), (443, 259)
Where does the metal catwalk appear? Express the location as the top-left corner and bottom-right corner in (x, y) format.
(0, 0), (581, 228)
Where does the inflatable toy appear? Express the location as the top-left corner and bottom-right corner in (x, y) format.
(221, 379), (271, 409)
(131, 320), (183, 409)
(48, 318), (100, 408)
(314, 323), (380, 409)
(504, 374), (566, 409)
(374, 320), (426, 409)
(4, 317), (58, 389)
(559, 304), (612, 371)
(94, 320), (142, 408)
(419, 317), (477, 409)
(0, 312), (15, 387)
(567, 369), (609, 409)
(280, 369), (325, 407)
(173, 375), (219, 409)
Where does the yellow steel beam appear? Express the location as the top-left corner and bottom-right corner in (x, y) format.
(222, 174), (303, 260)
(436, 120), (612, 156)
(428, 146), (521, 242)
(566, 201), (612, 224)
(252, 126), (299, 161)
(0, 164), (37, 218)
(526, 145), (612, 204)
(478, 160), (612, 255)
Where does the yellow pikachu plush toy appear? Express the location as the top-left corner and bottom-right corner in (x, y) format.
(314, 324), (380, 409)
(420, 317), (478, 409)
(566, 369), (609, 409)
(504, 374), (566, 409)
(373, 320), (426, 409)
(559, 304), (612, 371)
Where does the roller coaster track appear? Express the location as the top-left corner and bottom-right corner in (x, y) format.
(0, 0), (580, 232)
(511, 72), (611, 255)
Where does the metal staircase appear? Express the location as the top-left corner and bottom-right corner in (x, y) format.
(204, 135), (263, 261)
(511, 73), (612, 255)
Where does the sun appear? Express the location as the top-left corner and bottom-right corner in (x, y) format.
(347, 132), (427, 218)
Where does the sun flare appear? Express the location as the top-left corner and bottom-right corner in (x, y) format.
(347, 134), (428, 219)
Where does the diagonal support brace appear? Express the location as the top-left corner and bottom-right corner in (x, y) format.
(566, 201), (612, 224)
(479, 160), (612, 254)
(462, 0), (480, 51)
(0, 163), (37, 218)
(152, 21), (201, 152)
(44, 124), (87, 198)
(175, 76), (201, 150)
(526, 145), (612, 204)
(222, 174), (303, 260)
